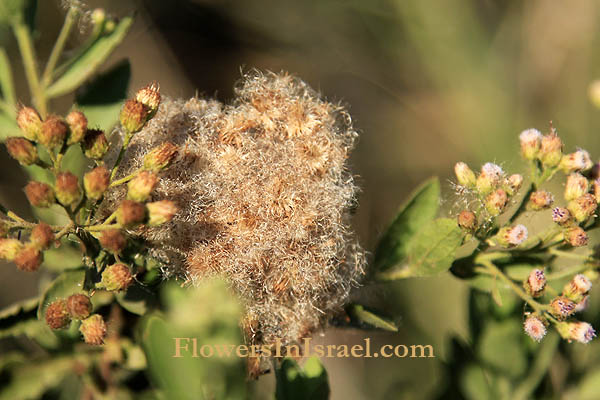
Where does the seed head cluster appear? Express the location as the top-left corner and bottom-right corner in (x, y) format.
(104, 71), (365, 357)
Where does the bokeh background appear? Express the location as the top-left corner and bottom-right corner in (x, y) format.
(2, 1), (600, 399)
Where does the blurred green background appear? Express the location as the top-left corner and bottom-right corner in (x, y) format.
(2, 0), (600, 399)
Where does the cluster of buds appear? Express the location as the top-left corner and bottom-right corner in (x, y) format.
(45, 294), (106, 345)
(0, 222), (54, 272)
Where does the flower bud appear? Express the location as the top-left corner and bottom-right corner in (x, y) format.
(16, 106), (42, 141)
(550, 296), (576, 320)
(116, 200), (147, 227)
(485, 188), (508, 216)
(5, 137), (38, 166)
(567, 194), (597, 222)
(564, 173), (589, 202)
(31, 222), (54, 250)
(560, 149), (593, 173)
(454, 162), (476, 188)
(457, 210), (477, 230)
(539, 134), (563, 167)
(45, 299), (70, 330)
(593, 178), (600, 203)
(523, 315), (547, 342)
(565, 226), (588, 247)
(65, 110), (88, 144)
(524, 268), (546, 297)
(143, 142), (178, 171)
(527, 190), (554, 211)
(66, 294), (92, 320)
(146, 200), (178, 226)
(552, 207), (572, 226)
(476, 163), (504, 195)
(556, 321), (596, 344)
(99, 229), (127, 255)
(82, 129), (109, 160)
(80, 314), (107, 345)
(519, 129), (542, 160)
(495, 224), (528, 247)
(563, 274), (592, 303)
(83, 166), (110, 201)
(120, 99), (148, 133)
(127, 171), (158, 202)
(0, 238), (22, 261)
(504, 174), (523, 196)
(55, 172), (81, 207)
(25, 181), (55, 208)
(99, 263), (133, 291)
(39, 115), (67, 149)
(135, 82), (161, 116)
(14, 243), (43, 272)
(91, 8), (105, 26)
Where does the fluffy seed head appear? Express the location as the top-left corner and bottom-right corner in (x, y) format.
(0, 238), (23, 261)
(82, 129), (109, 159)
(31, 222), (54, 250)
(146, 200), (177, 226)
(80, 314), (107, 345)
(568, 194), (597, 223)
(5, 137), (38, 166)
(127, 171), (158, 202)
(99, 263), (133, 291)
(16, 106), (42, 141)
(45, 299), (70, 330)
(55, 172), (81, 207)
(524, 315), (547, 342)
(565, 173), (589, 202)
(25, 181), (55, 208)
(66, 110), (88, 144)
(454, 162), (476, 188)
(66, 294), (92, 320)
(99, 229), (127, 255)
(83, 166), (110, 201)
(528, 190), (554, 211)
(39, 115), (67, 149)
(519, 129), (542, 160)
(457, 210), (477, 230)
(565, 226), (588, 247)
(539, 134), (563, 167)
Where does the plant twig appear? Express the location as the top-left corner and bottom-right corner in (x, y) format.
(42, 7), (78, 88)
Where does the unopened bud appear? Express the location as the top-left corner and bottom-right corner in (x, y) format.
(5, 137), (38, 166)
(519, 129), (542, 160)
(143, 142), (178, 171)
(80, 314), (107, 345)
(16, 107), (42, 141)
(31, 222), (54, 250)
(45, 299), (70, 330)
(120, 99), (148, 133)
(55, 172), (81, 207)
(485, 188), (508, 216)
(552, 207), (572, 226)
(457, 210), (477, 230)
(550, 296), (577, 320)
(127, 171), (158, 202)
(39, 115), (67, 149)
(564, 173), (589, 202)
(565, 226), (588, 247)
(495, 224), (528, 247)
(527, 190), (554, 211)
(99, 263), (133, 291)
(66, 294), (92, 320)
(454, 162), (476, 188)
(557, 321), (596, 344)
(135, 82), (161, 116)
(524, 268), (546, 297)
(539, 134), (563, 167)
(146, 200), (178, 226)
(25, 181), (55, 208)
(0, 238), (22, 261)
(560, 149), (593, 173)
(14, 244), (43, 272)
(116, 200), (147, 227)
(476, 163), (504, 195)
(567, 194), (597, 222)
(65, 110), (88, 144)
(524, 315), (547, 342)
(99, 229), (127, 255)
(83, 166), (110, 201)
(563, 274), (592, 303)
(504, 174), (523, 196)
(82, 129), (109, 160)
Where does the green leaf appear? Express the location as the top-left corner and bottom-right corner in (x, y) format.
(460, 364), (498, 400)
(0, 110), (20, 140)
(379, 218), (462, 279)
(275, 357), (330, 400)
(115, 283), (157, 316)
(477, 320), (527, 379)
(346, 303), (398, 331)
(0, 297), (60, 348)
(577, 368), (600, 400)
(76, 59), (131, 131)
(37, 268), (86, 320)
(45, 16), (133, 99)
(373, 177), (440, 272)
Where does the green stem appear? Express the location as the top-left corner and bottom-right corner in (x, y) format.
(54, 222), (74, 240)
(546, 264), (594, 281)
(109, 170), (138, 188)
(110, 133), (132, 180)
(42, 7), (78, 88)
(509, 184), (534, 223)
(12, 22), (47, 117)
(548, 248), (592, 261)
(84, 223), (121, 232)
(512, 331), (560, 400)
